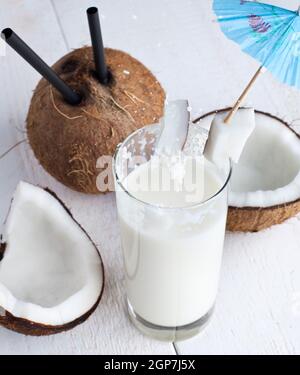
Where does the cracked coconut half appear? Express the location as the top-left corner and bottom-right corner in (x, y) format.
(0, 182), (104, 335)
(199, 109), (300, 232)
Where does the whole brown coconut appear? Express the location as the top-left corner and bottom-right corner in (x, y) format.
(27, 47), (165, 193)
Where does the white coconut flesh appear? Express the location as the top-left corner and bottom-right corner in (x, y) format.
(155, 100), (190, 155)
(155, 99), (208, 158)
(198, 111), (300, 208)
(204, 108), (256, 165)
(0, 182), (103, 326)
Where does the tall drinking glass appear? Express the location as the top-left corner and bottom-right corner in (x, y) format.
(113, 124), (231, 341)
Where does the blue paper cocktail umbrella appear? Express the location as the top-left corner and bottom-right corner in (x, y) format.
(213, 0), (300, 123)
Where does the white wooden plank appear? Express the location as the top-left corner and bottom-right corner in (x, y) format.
(0, 0), (70, 229)
(0, 0), (173, 355)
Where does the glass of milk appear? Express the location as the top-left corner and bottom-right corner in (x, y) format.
(113, 124), (231, 341)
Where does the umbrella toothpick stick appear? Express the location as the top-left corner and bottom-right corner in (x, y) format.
(224, 65), (266, 124)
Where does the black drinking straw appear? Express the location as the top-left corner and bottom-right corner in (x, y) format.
(1, 28), (82, 105)
(87, 7), (108, 84)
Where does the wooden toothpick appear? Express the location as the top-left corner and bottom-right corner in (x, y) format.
(224, 65), (266, 124)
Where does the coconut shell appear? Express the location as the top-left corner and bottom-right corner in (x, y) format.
(227, 198), (300, 232)
(27, 47), (165, 194)
(0, 188), (105, 336)
(0, 301), (102, 336)
(194, 109), (300, 233)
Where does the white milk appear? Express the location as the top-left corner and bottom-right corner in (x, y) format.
(116, 157), (228, 328)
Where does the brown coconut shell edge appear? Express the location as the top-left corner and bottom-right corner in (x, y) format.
(0, 187), (105, 336)
(194, 108), (300, 232)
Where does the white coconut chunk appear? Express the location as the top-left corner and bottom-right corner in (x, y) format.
(155, 100), (190, 155)
(0, 182), (104, 326)
(204, 108), (256, 165)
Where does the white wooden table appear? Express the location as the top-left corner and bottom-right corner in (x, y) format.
(1, 0), (300, 355)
